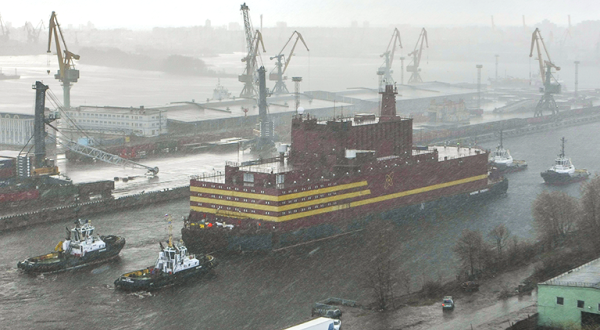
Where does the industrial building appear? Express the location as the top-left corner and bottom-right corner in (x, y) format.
(538, 257), (600, 328)
(0, 113), (34, 146)
(62, 105), (167, 137)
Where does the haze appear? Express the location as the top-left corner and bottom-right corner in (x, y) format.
(2, 0), (599, 29)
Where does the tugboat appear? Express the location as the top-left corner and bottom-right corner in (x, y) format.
(114, 215), (217, 291)
(489, 131), (527, 173)
(541, 137), (590, 184)
(17, 219), (126, 274)
(211, 79), (231, 101)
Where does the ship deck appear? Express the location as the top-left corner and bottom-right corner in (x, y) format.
(415, 146), (486, 162)
(192, 145), (486, 184)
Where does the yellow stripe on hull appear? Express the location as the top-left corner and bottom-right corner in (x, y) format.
(190, 189), (372, 212)
(191, 174), (488, 223)
(190, 181), (368, 202)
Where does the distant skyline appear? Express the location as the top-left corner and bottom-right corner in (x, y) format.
(2, 0), (598, 30)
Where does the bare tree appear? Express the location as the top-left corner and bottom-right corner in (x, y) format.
(533, 190), (579, 250)
(488, 224), (511, 261)
(454, 229), (486, 277)
(579, 176), (600, 249)
(361, 220), (403, 310)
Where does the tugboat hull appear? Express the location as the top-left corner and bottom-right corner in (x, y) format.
(541, 170), (590, 185)
(114, 255), (217, 291)
(17, 236), (126, 274)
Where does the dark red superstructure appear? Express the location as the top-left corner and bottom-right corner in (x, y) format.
(182, 85), (507, 252)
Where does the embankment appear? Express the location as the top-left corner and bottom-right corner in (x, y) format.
(0, 186), (189, 231)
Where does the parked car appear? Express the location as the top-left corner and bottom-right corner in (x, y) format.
(442, 296), (455, 311)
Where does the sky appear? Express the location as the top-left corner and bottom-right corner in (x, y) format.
(2, 0), (599, 30)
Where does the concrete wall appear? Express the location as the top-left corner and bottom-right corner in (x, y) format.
(538, 284), (600, 328)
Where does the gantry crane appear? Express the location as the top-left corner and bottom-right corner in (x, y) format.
(239, 3), (266, 99)
(25, 20), (45, 44)
(48, 11), (79, 109)
(377, 28), (402, 90)
(407, 28), (428, 84)
(529, 28), (561, 117)
(269, 31), (309, 95)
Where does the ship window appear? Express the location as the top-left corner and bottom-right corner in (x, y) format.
(266, 212), (270, 215)
(235, 198), (239, 201)
(227, 207), (231, 210)
(243, 189), (247, 192)
(261, 191), (265, 194)
(243, 199), (248, 202)
(211, 195), (215, 198)
(308, 197), (311, 200)
(277, 175), (285, 184)
(227, 197), (231, 200)
(301, 208), (305, 211)
(219, 186), (222, 189)
(251, 200), (255, 203)
(293, 210), (297, 213)
(294, 189), (297, 192)
(235, 188), (239, 191)
(294, 199), (297, 202)
(251, 189), (256, 192)
(211, 205), (215, 208)
(266, 201), (270, 205)
(244, 174), (255, 183)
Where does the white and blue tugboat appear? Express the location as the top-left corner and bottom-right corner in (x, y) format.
(489, 131), (527, 173)
(17, 219), (126, 274)
(114, 215), (217, 291)
(541, 137), (590, 185)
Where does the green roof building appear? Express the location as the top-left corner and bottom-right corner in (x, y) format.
(538, 258), (600, 329)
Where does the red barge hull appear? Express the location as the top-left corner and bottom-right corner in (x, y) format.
(182, 85), (509, 252)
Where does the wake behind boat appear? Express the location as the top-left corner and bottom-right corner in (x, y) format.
(541, 137), (590, 185)
(17, 219), (125, 274)
(114, 215), (217, 291)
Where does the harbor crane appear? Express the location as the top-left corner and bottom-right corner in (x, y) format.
(407, 28), (428, 84)
(34, 81), (159, 176)
(529, 28), (561, 117)
(239, 3), (266, 99)
(377, 28), (402, 90)
(25, 20), (45, 44)
(48, 11), (79, 109)
(269, 31), (309, 94)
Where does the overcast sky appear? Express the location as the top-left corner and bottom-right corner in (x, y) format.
(3, 0), (598, 30)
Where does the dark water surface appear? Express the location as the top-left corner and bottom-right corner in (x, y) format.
(1, 122), (599, 329)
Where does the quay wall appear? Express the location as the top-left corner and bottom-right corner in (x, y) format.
(0, 186), (190, 231)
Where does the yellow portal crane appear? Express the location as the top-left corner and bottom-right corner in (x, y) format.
(407, 28), (428, 84)
(269, 31), (309, 94)
(529, 28), (561, 117)
(239, 3), (266, 99)
(48, 11), (79, 109)
(377, 28), (402, 90)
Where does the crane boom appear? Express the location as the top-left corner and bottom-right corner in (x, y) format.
(407, 28), (428, 84)
(377, 28), (402, 89)
(47, 11), (79, 109)
(239, 3), (265, 98)
(529, 28), (561, 117)
(270, 31), (309, 94)
(57, 138), (159, 174)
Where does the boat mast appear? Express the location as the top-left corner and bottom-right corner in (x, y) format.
(499, 130), (503, 149)
(560, 137), (565, 158)
(166, 214), (173, 247)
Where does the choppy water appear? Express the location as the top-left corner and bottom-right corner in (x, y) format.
(1, 55), (599, 329)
